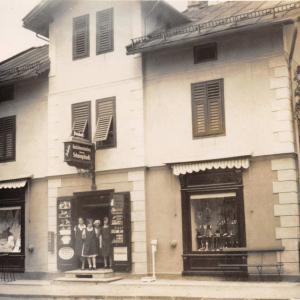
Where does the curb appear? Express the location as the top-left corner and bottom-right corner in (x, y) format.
(0, 296), (292, 300)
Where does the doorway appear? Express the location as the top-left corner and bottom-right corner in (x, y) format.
(73, 191), (112, 269)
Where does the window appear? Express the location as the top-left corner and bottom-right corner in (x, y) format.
(0, 86), (14, 103)
(71, 102), (91, 141)
(73, 15), (90, 60)
(0, 116), (16, 162)
(95, 97), (116, 149)
(190, 193), (240, 251)
(191, 79), (225, 138)
(194, 43), (217, 64)
(0, 206), (21, 253)
(96, 8), (114, 55)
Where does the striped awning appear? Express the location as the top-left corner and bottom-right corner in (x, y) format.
(172, 157), (249, 176)
(0, 179), (28, 189)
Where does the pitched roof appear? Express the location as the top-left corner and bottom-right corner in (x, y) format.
(0, 45), (49, 85)
(126, 1), (300, 55)
(23, 0), (63, 38)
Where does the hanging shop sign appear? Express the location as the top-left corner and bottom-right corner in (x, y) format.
(64, 140), (92, 169)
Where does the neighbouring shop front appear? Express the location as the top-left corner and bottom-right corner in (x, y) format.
(172, 157), (250, 276)
(56, 190), (131, 272)
(0, 178), (29, 272)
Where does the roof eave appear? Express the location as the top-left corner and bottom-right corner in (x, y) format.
(22, 0), (61, 38)
(126, 17), (298, 56)
(0, 63), (50, 87)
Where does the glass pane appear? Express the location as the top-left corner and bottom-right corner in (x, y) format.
(190, 195), (239, 251)
(0, 207), (21, 253)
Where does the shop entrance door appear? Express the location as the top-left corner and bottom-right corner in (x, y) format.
(74, 193), (110, 269)
(57, 190), (131, 272)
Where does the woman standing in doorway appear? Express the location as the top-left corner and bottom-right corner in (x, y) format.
(74, 217), (86, 270)
(94, 220), (102, 259)
(100, 217), (113, 269)
(82, 219), (98, 270)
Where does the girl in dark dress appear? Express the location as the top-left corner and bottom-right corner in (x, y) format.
(100, 217), (112, 269)
(74, 217), (86, 270)
(82, 219), (98, 270)
(94, 220), (102, 258)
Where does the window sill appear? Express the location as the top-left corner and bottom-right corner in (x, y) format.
(96, 144), (117, 150)
(0, 159), (16, 164)
(193, 132), (226, 140)
(96, 49), (114, 56)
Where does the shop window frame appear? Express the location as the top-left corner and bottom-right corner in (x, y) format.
(186, 188), (246, 254)
(0, 187), (26, 272)
(179, 168), (247, 275)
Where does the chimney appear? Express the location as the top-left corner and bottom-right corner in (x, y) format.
(187, 1), (208, 9)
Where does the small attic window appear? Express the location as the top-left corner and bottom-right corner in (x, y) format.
(194, 43), (217, 64)
(0, 85), (14, 103)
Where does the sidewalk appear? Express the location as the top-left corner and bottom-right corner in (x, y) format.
(0, 279), (300, 299)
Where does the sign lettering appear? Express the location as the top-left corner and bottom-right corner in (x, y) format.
(64, 141), (93, 169)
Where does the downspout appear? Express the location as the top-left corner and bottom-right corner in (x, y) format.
(288, 19), (300, 184)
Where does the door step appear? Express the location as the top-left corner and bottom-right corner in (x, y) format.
(65, 269), (114, 279)
(52, 268), (122, 284)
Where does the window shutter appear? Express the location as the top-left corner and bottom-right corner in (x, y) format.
(192, 79), (224, 137)
(94, 115), (112, 142)
(192, 83), (207, 136)
(96, 97), (116, 148)
(0, 120), (4, 160)
(73, 15), (89, 60)
(96, 8), (114, 55)
(207, 81), (223, 134)
(0, 116), (15, 161)
(72, 119), (87, 137)
(72, 102), (91, 140)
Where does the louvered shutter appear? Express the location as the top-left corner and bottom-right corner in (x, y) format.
(0, 116), (15, 161)
(207, 81), (223, 135)
(94, 115), (112, 142)
(72, 102), (91, 140)
(192, 79), (224, 137)
(192, 83), (207, 136)
(73, 15), (89, 60)
(96, 8), (114, 55)
(0, 119), (5, 160)
(96, 97), (116, 148)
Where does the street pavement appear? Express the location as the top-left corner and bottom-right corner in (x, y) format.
(0, 279), (300, 300)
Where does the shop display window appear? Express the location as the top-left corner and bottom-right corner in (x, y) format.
(190, 193), (240, 251)
(0, 207), (21, 253)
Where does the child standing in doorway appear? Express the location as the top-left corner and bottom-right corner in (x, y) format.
(82, 219), (98, 270)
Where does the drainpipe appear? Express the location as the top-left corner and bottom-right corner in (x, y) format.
(288, 19), (300, 184)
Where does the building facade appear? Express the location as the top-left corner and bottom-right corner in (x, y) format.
(0, 45), (49, 273)
(0, 1), (299, 279)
